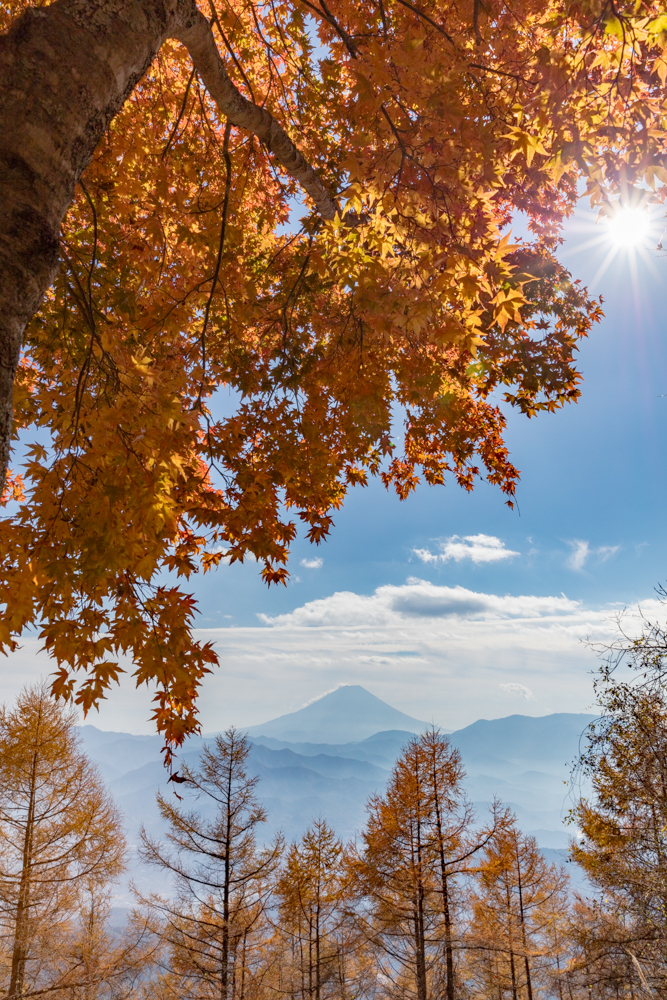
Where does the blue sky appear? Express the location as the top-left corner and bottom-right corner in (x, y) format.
(8, 204), (667, 734)
(190, 205), (667, 625)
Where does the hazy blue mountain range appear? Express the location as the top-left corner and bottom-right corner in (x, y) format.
(245, 684), (429, 742)
(78, 688), (596, 896)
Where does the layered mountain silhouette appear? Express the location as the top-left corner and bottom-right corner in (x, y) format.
(78, 686), (595, 871)
(245, 684), (428, 742)
(74, 687), (600, 910)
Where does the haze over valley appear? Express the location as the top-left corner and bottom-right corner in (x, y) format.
(78, 685), (595, 901)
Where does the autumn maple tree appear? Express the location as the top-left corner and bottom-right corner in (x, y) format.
(1, 0), (667, 743)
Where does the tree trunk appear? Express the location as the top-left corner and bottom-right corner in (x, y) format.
(439, 864), (454, 1000)
(413, 778), (428, 1000)
(221, 747), (233, 1000)
(413, 900), (427, 1000)
(308, 915), (313, 1000)
(506, 884), (518, 1000)
(515, 841), (533, 1000)
(8, 706), (42, 1000)
(0, 0), (204, 489)
(314, 899), (321, 1000)
(238, 926), (248, 1000)
(432, 781), (455, 1000)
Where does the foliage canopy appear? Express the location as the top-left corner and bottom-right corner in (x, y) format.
(1, 0), (667, 742)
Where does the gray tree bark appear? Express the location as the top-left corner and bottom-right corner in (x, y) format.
(0, 0), (337, 494)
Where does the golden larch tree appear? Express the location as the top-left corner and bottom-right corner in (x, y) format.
(0, 685), (127, 1000)
(272, 819), (363, 1000)
(139, 727), (281, 1000)
(465, 809), (568, 1000)
(569, 635), (667, 990)
(417, 729), (482, 1000)
(354, 730), (486, 1000)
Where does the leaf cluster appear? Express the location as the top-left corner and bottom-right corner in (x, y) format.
(4, 0), (667, 743)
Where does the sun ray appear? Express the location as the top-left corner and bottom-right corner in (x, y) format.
(562, 233), (608, 258)
(636, 246), (663, 283)
(561, 200), (665, 292)
(590, 245), (620, 286)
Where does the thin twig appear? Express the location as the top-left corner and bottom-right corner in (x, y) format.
(207, 1), (256, 101)
(393, 0), (454, 44)
(162, 67), (196, 158)
(197, 119), (233, 410)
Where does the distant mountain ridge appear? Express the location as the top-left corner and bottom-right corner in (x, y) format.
(245, 684), (429, 742)
(450, 713), (596, 769)
(73, 685), (598, 902)
(77, 687), (596, 857)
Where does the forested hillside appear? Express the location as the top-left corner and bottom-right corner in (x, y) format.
(1, 679), (665, 1000)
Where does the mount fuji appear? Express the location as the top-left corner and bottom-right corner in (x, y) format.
(245, 684), (429, 743)
(76, 684), (597, 905)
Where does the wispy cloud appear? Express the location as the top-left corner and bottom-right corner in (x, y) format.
(566, 540), (590, 571)
(566, 540), (620, 571)
(500, 682), (534, 700)
(300, 557), (323, 569)
(301, 683), (347, 707)
(414, 534), (519, 565)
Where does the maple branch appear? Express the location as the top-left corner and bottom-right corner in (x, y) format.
(207, 2), (256, 101)
(314, 0), (358, 56)
(162, 66), (196, 158)
(172, 12), (338, 221)
(197, 120), (232, 411)
(473, 0), (483, 44)
(468, 62), (533, 84)
(392, 0), (454, 43)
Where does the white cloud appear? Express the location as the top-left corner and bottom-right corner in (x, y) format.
(5, 587), (660, 737)
(185, 592), (655, 733)
(567, 540), (590, 571)
(259, 579), (579, 629)
(300, 557), (323, 569)
(597, 545), (620, 562)
(413, 548), (439, 564)
(414, 534), (519, 565)
(566, 540), (620, 571)
(500, 682), (534, 700)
